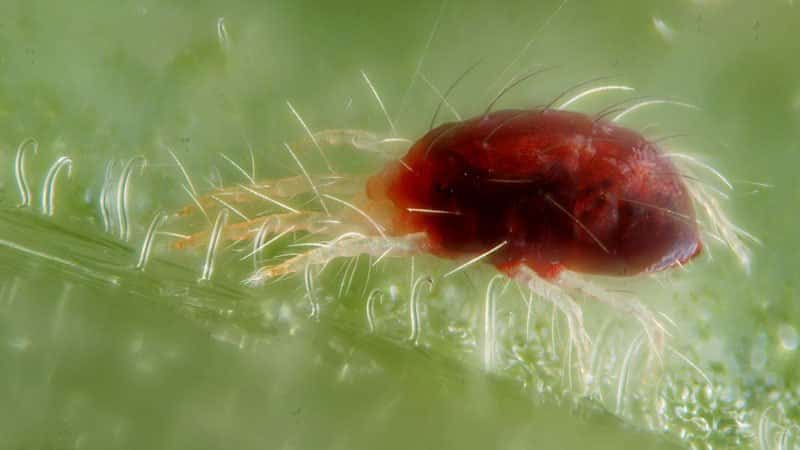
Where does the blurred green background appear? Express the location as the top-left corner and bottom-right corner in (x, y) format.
(1, 0), (799, 449)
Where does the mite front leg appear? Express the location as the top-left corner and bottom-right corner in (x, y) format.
(172, 211), (335, 249)
(175, 175), (361, 218)
(310, 129), (411, 156)
(245, 232), (428, 286)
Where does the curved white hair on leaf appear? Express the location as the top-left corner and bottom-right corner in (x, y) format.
(14, 138), (38, 207)
(41, 156), (73, 216)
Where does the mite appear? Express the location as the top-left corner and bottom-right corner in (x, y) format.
(171, 98), (753, 364)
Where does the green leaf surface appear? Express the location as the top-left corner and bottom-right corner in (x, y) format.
(1, 1), (798, 449)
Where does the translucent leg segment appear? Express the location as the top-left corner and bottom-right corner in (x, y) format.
(558, 271), (667, 365)
(515, 266), (592, 376)
(172, 211), (332, 249)
(309, 129), (411, 155)
(176, 175), (361, 218)
(245, 232), (428, 286)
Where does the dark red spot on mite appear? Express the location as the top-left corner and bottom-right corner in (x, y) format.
(367, 109), (702, 279)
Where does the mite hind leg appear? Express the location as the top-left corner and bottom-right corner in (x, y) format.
(557, 271), (667, 366)
(245, 232), (428, 286)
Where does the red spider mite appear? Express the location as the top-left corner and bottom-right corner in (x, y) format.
(366, 108), (703, 281)
(174, 107), (701, 280)
(171, 75), (750, 360)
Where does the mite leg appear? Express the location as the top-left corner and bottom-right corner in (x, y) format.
(172, 211), (336, 249)
(279, 128), (410, 173)
(684, 181), (754, 272)
(557, 271), (667, 365)
(245, 232), (428, 286)
(308, 129), (411, 156)
(515, 266), (592, 375)
(283, 128), (411, 173)
(176, 174), (362, 218)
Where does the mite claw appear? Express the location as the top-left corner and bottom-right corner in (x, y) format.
(244, 265), (287, 286)
(172, 233), (206, 250)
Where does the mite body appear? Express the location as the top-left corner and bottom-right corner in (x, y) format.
(368, 109), (702, 280)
